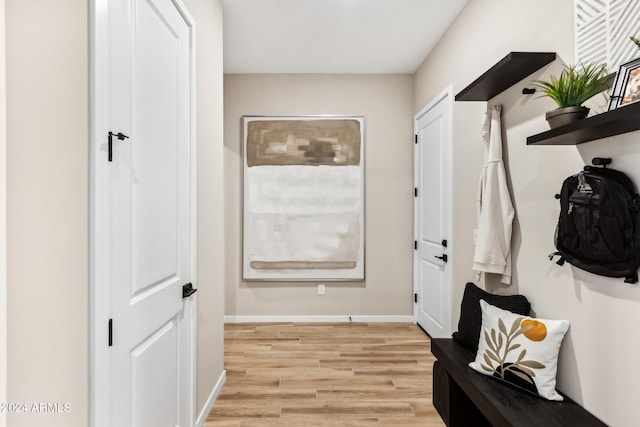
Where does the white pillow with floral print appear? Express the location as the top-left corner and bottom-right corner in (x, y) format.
(469, 300), (570, 401)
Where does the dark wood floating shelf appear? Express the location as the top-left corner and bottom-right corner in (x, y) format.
(527, 101), (640, 145)
(455, 52), (556, 101)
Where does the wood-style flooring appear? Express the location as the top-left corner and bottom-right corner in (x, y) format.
(204, 322), (446, 427)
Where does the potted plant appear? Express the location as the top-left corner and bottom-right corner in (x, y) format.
(533, 63), (610, 129)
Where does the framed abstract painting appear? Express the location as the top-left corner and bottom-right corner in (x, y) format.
(242, 116), (365, 281)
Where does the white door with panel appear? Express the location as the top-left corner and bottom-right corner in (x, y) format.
(414, 89), (452, 338)
(91, 0), (195, 426)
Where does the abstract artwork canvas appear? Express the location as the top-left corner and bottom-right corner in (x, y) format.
(242, 116), (365, 281)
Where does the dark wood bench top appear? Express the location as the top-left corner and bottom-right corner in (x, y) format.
(431, 338), (608, 427)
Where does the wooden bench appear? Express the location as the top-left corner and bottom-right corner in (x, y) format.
(431, 338), (607, 427)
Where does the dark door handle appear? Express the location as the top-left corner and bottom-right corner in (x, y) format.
(435, 254), (448, 263)
(182, 283), (197, 298)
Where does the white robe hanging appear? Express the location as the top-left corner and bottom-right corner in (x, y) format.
(473, 105), (515, 285)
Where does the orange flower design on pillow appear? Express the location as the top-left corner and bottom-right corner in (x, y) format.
(521, 319), (547, 342)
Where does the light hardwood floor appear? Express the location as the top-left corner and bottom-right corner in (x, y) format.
(204, 322), (446, 427)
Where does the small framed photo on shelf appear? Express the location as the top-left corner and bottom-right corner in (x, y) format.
(608, 57), (640, 110)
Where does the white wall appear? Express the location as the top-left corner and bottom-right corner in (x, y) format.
(7, 1), (88, 425)
(224, 74), (414, 320)
(414, 0), (640, 425)
(0, 1), (7, 426)
(6, 0), (225, 425)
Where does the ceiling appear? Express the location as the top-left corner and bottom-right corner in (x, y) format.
(222, 0), (469, 74)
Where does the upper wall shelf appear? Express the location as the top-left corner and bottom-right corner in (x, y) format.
(526, 102), (640, 145)
(455, 52), (557, 101)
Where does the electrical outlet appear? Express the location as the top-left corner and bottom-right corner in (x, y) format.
(318, 284), (325, 295)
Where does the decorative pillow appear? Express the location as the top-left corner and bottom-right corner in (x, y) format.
(469, 300), (570, 401)
(453, 282), (531, 351)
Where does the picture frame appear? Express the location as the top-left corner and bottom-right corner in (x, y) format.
(242, 115), (365, 281)
(608, 57), (640, 110)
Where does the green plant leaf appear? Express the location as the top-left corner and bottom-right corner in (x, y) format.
(533, 62), (609, 108)
(632, 36), (640, 50)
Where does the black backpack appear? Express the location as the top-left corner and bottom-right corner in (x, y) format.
(551, 158), (640, 283)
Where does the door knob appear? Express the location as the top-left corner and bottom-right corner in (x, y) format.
(434, 254), (448, 263)
(182, 283), (197, 298)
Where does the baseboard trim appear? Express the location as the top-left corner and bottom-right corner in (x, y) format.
(195, 369), (226, 427)
(224, 315), (414, 323)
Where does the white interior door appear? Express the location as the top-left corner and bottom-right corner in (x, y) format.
(414, 89), (452, 338)
(91, 0), (195, 426)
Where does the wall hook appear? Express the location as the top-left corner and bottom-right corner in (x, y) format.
(592, 157), (611, 168)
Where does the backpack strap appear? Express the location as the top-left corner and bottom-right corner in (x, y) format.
(548, 252), (565, 266)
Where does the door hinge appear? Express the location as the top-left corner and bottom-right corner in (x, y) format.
(414, 240), (418, 250)
(108, 318), (113, 347)
(414, 187), (418, 197)
(108, 131), (130, 162)
(414, 293), (418, 303)
(414, 134), (418, 144)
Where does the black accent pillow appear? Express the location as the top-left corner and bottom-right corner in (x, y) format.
(452, 282), (531, 351)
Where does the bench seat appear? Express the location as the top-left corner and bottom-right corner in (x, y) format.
(431, 338), (607, 427)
